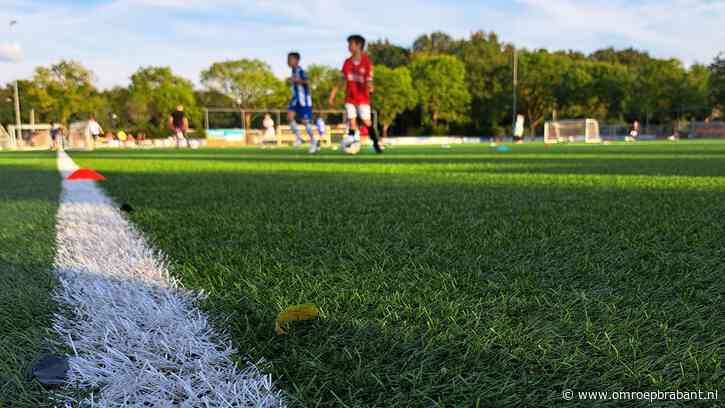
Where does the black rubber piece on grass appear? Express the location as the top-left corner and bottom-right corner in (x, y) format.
(120, 203), (135, 213)
(32, 355), (68, 387)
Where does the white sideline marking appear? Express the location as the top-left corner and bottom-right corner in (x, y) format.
(52, 151), (285, 407)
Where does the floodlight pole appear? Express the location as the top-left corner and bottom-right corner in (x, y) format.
(512, 47), (518, 143)
(13, 80), (21, 145)
(10, 20), (21, 146)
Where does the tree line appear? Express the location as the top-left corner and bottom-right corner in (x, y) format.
(1, 31), (724, 137)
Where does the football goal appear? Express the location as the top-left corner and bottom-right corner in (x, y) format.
(544, 119), (601, 144)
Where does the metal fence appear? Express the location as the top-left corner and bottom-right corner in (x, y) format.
(598, 121), (725, 140)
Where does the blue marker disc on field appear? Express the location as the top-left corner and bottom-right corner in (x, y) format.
(496, 145), (511, 153)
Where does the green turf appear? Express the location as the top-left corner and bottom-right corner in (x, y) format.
(0, 152), (60, 407)
(72, 141), (725, 407)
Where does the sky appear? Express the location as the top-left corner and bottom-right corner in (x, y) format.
(0, 0), (724, 89)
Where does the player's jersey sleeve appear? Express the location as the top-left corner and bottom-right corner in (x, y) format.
(299, 68), (308, 81)
(341, 60), (351, 81)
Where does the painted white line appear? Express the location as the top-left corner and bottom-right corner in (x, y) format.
(52, 151), (285, 407)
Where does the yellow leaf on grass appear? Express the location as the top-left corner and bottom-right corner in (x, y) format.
(275, 304), (320, 336)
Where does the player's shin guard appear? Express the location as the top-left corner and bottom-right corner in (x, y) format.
(290, 121), (303, 144)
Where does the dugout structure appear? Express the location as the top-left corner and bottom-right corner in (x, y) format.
(544, 119), (601, 144)
(203, 108), (377, 146)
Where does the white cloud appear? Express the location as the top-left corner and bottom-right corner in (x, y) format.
(0, 42), (22, 62)
(514, 0), (725, 64)
(0, 0), (722, 88)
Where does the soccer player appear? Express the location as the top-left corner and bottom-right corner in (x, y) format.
(627, 120), (640, 143)
(168, 105), (189, 148)
(287, 52), (317, 153)
(328, 34), (382, 154)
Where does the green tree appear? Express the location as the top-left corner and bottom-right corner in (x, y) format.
(455, 31), (511, 135)
(27, 60), (96, 124)
(590, 47), (653, 67)
(201, 59), (284, 107)
(372, 65), (418, 137)
(710, 53), (725, 110)
(554, 58), (595, 119)
(194, 89), (234, 108)
(201, 59), (286, 127)
(127, 66), (199, 136)
(0, 83), (16, 126)
(581, 60), (634, 121)
(410, 54), (470, 131)
(368, 39), (410, 68)
(98, 87), (132, 130)
(1, 80), (51, 126)
(516, 50), (563, 134)
(412, 32), (458, 55)
(675, 64), (711, 120)
(631, 58), (688, 123)
(306, 65), (343, 107)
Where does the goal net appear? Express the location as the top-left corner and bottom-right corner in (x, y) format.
(544, 119), (601, 144)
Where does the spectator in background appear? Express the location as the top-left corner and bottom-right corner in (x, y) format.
(117, 129), (128, 144)
(168, 105), (189, 148)
(58, 126), (66, 150)
(50, 123), (60, 151)
(262, 113), (276, 146)
(627, 120), (640, 143)
(88, 115), (103, 143)
(514, 114), (525, 144)
(137, 132), (146, 145)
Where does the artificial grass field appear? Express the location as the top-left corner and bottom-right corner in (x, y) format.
(0, 152), (60, 407)
(67, 141), (725, 407)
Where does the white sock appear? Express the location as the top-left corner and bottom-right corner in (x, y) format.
(305, 123), (316, 145)
(290, 121), (302, 143)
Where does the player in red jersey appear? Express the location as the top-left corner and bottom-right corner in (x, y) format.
(328, 34), (383, 153)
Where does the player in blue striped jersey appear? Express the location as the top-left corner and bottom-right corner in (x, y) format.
(287, 52), (318, 153)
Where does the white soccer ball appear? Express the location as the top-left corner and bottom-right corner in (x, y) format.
(189, 139), (200, 149)
(341, 135), (361, 155)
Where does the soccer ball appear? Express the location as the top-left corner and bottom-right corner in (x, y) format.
(341, 135), (361, 155)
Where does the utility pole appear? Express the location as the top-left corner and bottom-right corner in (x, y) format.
(14, 80), (21, 146)
(10, 20), (21, 147)
(512, 47), (518, 143)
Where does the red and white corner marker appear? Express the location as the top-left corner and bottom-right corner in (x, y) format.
(65, 168), (106, 181)
(51, 151), (285, 407)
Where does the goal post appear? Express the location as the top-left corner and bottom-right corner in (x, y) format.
(0, 124), (15, 149)
(544, 119), (601, 144)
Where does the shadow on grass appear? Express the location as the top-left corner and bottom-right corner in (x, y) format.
(70, 146), (725, 178)
(0, 153), (61, 407)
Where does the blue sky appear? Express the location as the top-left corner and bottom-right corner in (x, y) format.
(1, 0), (723, 89)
